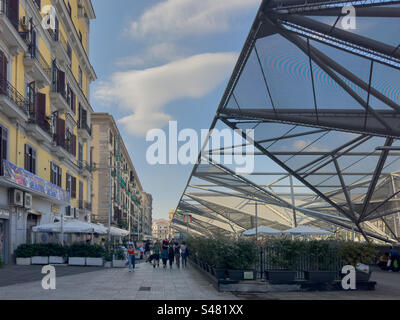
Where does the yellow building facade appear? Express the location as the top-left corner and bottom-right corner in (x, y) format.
(0, 0), (96, 263)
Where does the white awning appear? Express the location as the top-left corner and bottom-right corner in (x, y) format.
(109, 227), (130, 237)
(282, 226), (333, 236)
(242, 225), (282, 236)
(33, 220), (108, 234)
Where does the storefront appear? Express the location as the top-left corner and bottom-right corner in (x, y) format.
(0, 209), (10, 264)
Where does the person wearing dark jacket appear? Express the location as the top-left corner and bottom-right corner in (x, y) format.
(168, 242), (175, 269)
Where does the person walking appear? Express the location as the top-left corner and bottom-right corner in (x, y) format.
(168, 242), (175, 270)
(161, 240), (169, 269)
(181, 241), (188, 268)
(145, 240), (151, 259)
(152, 240), (161, 268)
(127, 244), (135, 272)
(174, 242), (181, 268)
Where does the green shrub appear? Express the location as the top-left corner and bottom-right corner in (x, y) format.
(15, 244), (35, 258)
(114, 248), (125, 260)
(338, 241), (378, 266)
(0, 255), (4, 267)
(104, 249), (113, 262)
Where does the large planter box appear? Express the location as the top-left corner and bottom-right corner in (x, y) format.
(214, 268), (227, 280)
(228, 270), (243, 281)
(86, 258), (104, 267)
(112, 260), (126, 268)
(304, 271), (336, 283)
(49, 256), (65, 264)
(357, 271), (372, 282)
(265, 270), (297, 284)
(32, 256), (49, 265)
(68, 257), (86, 266)
(16, 258), (31, 265)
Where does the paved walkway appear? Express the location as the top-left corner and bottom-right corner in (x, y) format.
(0, 262), (237, 300)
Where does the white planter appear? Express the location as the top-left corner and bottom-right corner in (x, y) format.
(49, 256), (65, 264)
(16, 258), (31, 265)
(68, 257), (86, 266)
(86, 258), (104, 266)
(104, 261), (112, 268)
(32, 256), (49, 265)
(112, 260), (126, 268)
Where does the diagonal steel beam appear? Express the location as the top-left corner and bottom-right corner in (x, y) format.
(358, 137), (394, 222)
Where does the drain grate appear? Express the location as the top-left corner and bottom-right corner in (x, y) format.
(139, 287), (151, 292)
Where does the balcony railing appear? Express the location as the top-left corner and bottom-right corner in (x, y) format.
(24, 41), (52, 80)
(77, 160), (96, 173)
(0, 78), (29, 115)
(0, 0), (19, 31)
(53, 134), (75, 156)
(78, 120), (92, 136)
(27, 102), (52, 136)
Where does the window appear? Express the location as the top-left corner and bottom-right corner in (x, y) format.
(66, 173), (72, 194)
(109, 131), (113, 145)
(79, 30), (82, 44)
(50, 162), (62, 187)
(78, 67), (82, 88)
(24, 144), (37, 174)
(67, 43), (72, 67)
(78, 143), (83, 166)
(67, 1), (72, 17)
(66, 173), (76, 198)
(0, 125), (8, 175)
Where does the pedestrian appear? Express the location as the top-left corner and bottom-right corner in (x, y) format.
(161, 240), (169, 269)
(100, 239), (105, 247)
(389, 246), (400, 272)
(168, 242), (175, 270)
(140, 246), (144, 260)
(152, 240), (161, 268)
(145, 240), (151, 259)
(174, 242), (181, 268)
(181, 241), (187, 268)
(127, 244), (135, 272)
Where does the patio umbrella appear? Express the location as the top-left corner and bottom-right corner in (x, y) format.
(109, 227), (130, 237)
(242, 225), (282, 236)
(282, 225), (332, 236)
(33, 220), (108, 234)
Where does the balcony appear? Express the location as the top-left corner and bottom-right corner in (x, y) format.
(21, 39), (51, 89)
(77, 121), (91, 141)
(50, 30), (70, 66)
(26, 103), (53, 144)
(0, 78), (29, 121)
(52, 134), (75, 162)
(77, 160), (95, 178)
(0, 0), (28, 56)
(50, 85), (70, 114)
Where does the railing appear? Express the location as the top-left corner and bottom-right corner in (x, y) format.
(20, 33), (52, 80)
(27, 102), (52, 136)
(256, 245), (343, 280)
(0, 78), (29, 115)
(50, 28), (68, 54)
(77, 160), (96, 173)
(53, 134), (74, 156)
(78, 120), (92, 136)
(0, 0), (19, 31)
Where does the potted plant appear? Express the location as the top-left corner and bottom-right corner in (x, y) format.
(338, 242), (377, 282)
(226, 239), (258, 281)
(31, 244), (50, 265)
(112, 248), (126, 268)
(304, 241), (338, 283)
(48, 243), (66, 264)
(68, 243), (88, 266)
(86, 245), (105, 266)
(15, 244), (33, 265)
(104, 249), (112, 268)
(264, 240), (300, 284)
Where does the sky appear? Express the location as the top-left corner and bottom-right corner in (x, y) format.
(89, 0), (263, 220)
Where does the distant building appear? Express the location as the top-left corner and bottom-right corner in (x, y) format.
(152, 219), (169, 240)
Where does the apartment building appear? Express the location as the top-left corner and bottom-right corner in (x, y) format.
(152, 219), (169, 240)
(0, 0), (96, 263)
(91, 113), (151, 240)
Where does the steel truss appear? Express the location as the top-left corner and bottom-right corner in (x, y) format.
(172, 0), (400, 243)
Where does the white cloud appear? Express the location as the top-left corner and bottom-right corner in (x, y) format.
(293, 140), (330, 152)
(115, 43), (184, 68)
(95, 52), (238, 136)
(130, 0), (261, 38)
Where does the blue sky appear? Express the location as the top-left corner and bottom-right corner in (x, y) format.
(89, 0), (262, 220)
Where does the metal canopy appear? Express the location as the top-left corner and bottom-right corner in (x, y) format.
(172, 0), (400, 243)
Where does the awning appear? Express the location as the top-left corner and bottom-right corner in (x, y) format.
(109, 227), (130, 237)
(33, 220), (108, 234)
(242, 226), (282, 236)
(282, 226), (333, 236)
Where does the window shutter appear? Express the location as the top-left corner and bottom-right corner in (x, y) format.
(50, 161), (54, 183)
(58, 70), (65, 96)
(24, 144), (29, 171)
(9, 0), (19, 27)
(36, 92), (46, 120)
(0, 50), (7, 81)
(32, 149), (37, 174)
(71, 176), (76, 199)
(58, 167), (62, 188)
(71, 135), (76, 157)
(56, 118), (65, 145)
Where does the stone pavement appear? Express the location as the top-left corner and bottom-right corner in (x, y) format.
(0, 261), (237, 300)
(235, 270), (400, 300)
